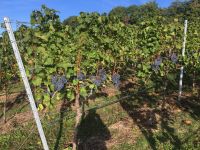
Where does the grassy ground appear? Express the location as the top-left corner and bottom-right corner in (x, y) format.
(0, 82), (24, 96)
(0, 85), (200, 150)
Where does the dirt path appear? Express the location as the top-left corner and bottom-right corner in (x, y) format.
(0, 110), (34, 134)
(0, 99), (69, 134)
(0, 92), (22, 102)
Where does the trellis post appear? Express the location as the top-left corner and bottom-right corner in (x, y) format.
(178, 20), (188, 101)
(4, 17), (49, 150)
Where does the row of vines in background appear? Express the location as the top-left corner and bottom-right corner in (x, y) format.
(0, 3), (200, 149)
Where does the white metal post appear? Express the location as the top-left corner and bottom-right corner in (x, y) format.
(178, 20), (188, 101)
(4, 17), (49, 150)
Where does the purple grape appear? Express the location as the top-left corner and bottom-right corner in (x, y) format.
(151, 64), (159, 71)
(115, 81), (120, 88)
(94, 79), (102, 86)
(77, 72), (85, 80)
(51, 75), (67, 91)
(154, 57), (162, 66)
(151, 56), (162, 71)
(171, 53), (178, 63)
(60, 75), (67, 84)
(112, 73), (120, 81)
(90, 76), (96, 81)
(99, 69), (105, 75)
(51, 75), (58, 85)
(55, 80), (65, 91)
(99, 69), (106, 81)
(90, 76), (102, 86)
(112, 73), (120, 88)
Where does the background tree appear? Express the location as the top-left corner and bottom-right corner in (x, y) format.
(63, 16), (79, 27)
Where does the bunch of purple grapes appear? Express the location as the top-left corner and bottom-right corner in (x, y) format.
(51, 75), (67, 91)
(77, 72), (85, 81)
(90, 69), (107, 86)
(112, 73), (120, 88)
(99, 69), (106, 82)
(155, 57), (162, 66)
(90, 76), (102, 86)
(170, 53), (178, 63)
(152, 56), (162, 71)
(51, 75), (58, 85)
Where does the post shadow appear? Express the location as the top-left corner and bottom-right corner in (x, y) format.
(77, 109), (111, 150)
(54, 99), (69, 150)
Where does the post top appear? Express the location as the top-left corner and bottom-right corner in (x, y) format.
(4, 17), (9, 22)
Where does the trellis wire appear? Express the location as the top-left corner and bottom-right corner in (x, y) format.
(3, 17), (49, 150)
(178, 20), (188, 101)
(44, 86), (154, 127)
(17, 123), (36, 150)
(0, 18), (194, 148)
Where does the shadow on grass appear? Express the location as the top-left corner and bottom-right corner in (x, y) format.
(178, 95), (200, 120)
(119, 95), (158, 150)
(54, 99), (70, 150)
(0, 91), (27, 121)
(77, 109), (111, 150)
(118, 82), (185, 150)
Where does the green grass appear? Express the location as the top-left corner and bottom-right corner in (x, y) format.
(0, 94), (29, 121)
(0, 112), (75, 150)
(0, 82), (24, 96)
(0, 91), (200, 150)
